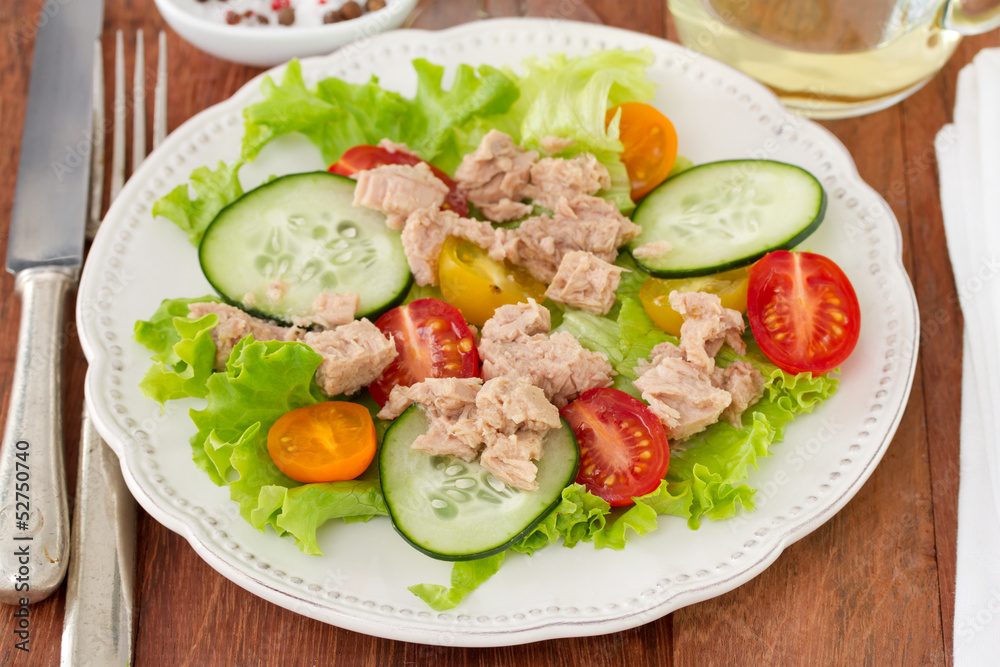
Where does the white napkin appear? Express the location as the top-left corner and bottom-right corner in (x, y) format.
(938, 49), (1000, 664)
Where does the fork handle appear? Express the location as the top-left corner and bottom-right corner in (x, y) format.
(61, 408), (136, 666)
(0, 269), (72, 604)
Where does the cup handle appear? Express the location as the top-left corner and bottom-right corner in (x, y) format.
(942, 0), (1000, 34)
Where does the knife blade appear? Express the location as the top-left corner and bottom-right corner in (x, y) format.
(0, 0), (105, 604)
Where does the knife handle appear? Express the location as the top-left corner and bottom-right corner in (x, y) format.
(0, 269), (73, 604)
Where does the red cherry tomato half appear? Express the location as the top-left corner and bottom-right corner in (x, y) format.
(747, 250), (861, 375)
(330, 145), (468, 217)
(367, 298), (481, 407)
(560, 388), (670, 507)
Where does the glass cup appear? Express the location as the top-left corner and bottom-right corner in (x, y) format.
(668, 0), (1000, 118)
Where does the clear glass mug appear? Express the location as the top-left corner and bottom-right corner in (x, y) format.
(668, 0), (1000, 118)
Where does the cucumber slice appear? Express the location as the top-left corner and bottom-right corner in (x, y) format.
(199, 171), (411, 322)
(628, 160), (826, 278)
(380, 406), (580, 561)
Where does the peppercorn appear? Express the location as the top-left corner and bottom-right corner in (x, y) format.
(366, 0), (386, 11)
(225, 10), (240, 24)
(340, 1), (363, 19)
(323, 9), (342, 22)
(277, 6), (295, 25)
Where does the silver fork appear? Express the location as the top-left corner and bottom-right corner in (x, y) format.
(61, 30), (167, 667)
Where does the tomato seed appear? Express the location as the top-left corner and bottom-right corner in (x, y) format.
(639, 451), (652, 460)
(458, 338), (473, 353)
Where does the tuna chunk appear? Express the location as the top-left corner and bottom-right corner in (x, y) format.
(378, 377), (483, 420)
(474, 377), (559, 491)
(539, 135), (575, 155)
(712, 360), (766, 428)
(454, 129), (537, 222)
(302, 319), (397, 396)
(400, 207), (502, 286)
(480, 430), (546, 491)
(479, 296), (551, 343)
(377, 377), (484, 462)
(633, 356), (732, 440)
(669, 291), (747, 375)
(376, 138), (418, 157)
(189, 302), (394, 397)
(544, 250), (624, 315)
(188, 302), (301, 370)
(479, 300), (614, 407)
(475, 376), (561, 434)
(525, 154), (611, 211)
(632, 240), (673, 261)
(290, 292), (359, 329)
(499, 195), (641, 283)
(353, 163), (449, 230)
(375, 374), (561, 490)
(553, 195), (641, 249)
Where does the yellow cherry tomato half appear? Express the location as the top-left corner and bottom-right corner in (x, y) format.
(639, 266), (750, 336)
(606, 102), (678, 201)
(267, 402), (376, 483)
(438, 236), (547, 327)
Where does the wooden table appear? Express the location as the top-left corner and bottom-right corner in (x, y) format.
(0, 0), (991, 663)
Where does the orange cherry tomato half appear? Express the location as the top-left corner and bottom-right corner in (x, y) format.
(606, 102), (678, 201)
(747, 251), (861, 375)
(560, 388), (670, 506)
(267, 402), (377, 483)
(329, 145), (468, 216)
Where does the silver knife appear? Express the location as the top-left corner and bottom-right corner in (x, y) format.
(0, 0), (104, 604)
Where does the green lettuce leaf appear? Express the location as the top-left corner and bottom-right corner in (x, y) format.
(242, 59), (413, 164)
(240, 58), (519, 173)
(187, 337), (386, 553)
(507, 50), (656, 214)
(134, 296), (222, 403)
(152, 161), (244, 245)
(408, 552), (506, 611)
(511, 484), (610, 555)
(401, 60), (520, 173)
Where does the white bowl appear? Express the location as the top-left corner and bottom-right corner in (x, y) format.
(154, 0), (419, 67)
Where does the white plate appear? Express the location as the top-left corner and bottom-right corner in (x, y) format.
(78, 19), (919, 647)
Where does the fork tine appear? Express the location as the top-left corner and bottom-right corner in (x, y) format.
(153, 32), (167, 150)
(132, 30), (145, 176)
(87, 39), (105, 239)
(110, 30), (126, 201)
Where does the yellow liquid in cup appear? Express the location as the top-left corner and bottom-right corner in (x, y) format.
(669, 0), (962, 118)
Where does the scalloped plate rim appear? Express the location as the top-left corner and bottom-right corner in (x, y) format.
(77, 18), (920, 647)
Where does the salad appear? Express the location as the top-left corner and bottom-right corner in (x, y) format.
(135, 49), (858, 610)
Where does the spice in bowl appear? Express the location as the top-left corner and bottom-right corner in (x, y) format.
(196, 0), (385, 27)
